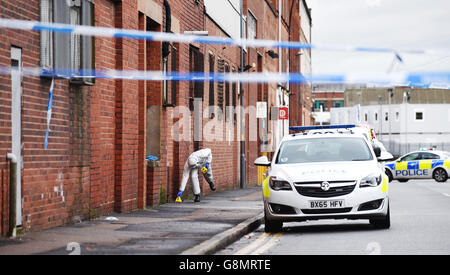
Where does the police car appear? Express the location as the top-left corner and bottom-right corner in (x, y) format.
(384, 150), (450, 183)
(254, 125), (390, 232)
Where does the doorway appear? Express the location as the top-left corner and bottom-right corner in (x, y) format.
(10, 46), (22, 228)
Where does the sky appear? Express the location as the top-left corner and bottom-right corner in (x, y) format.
(305, 0), (450, 75)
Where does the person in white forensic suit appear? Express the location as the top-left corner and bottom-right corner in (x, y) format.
(177, 148), (216, 202)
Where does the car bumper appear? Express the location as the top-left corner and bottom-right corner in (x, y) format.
(264, 186), (389, 222)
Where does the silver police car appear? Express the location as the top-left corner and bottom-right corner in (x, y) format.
(384, 150), (450, 183)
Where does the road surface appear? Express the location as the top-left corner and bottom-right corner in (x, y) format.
(217, 179), (450, 255)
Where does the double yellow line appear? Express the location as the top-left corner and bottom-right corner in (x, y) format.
(234, 232), (284, 255)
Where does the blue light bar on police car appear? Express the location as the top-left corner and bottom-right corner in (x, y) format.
(289, 125), (357, 132)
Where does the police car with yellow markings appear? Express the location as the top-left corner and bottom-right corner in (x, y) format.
(254, 125), (390, 233)
(384, 150), (450, 183)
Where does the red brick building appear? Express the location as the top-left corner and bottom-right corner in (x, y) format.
(0, 0), (307, 236)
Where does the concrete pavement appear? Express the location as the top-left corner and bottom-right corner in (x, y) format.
(0, 186), (264, 255)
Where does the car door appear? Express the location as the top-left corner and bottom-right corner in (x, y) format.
(395, 153), (421, 179)
(420, 152), (441, 179)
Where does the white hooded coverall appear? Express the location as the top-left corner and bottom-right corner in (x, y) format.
(179, 148), (213, 195)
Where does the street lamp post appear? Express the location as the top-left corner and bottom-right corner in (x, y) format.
(239, 0), (246, 189)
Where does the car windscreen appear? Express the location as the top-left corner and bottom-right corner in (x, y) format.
(276, 137), (374, 164)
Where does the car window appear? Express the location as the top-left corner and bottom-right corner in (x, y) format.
(421, 153), (441, 160)
(276, 137), (373, 164)
(400, 153), (420, 162)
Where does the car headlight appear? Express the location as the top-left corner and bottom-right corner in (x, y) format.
(360, 174), (382, 188)
(269, 177), (292, 191)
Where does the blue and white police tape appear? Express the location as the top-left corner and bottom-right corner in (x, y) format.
(44, 78), (54, 150)
(0, 66), (449, 88)
(0, 18), (448, 56)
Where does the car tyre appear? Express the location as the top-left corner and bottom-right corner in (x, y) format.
(433, 168), (448, 183)
(370, 206), (390, 229)
(385, 170), (393, 183)
(264, 211), (283, 233)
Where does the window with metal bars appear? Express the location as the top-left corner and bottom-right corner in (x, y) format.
(225, 63), (230, 122)
(163, 44), (178, 107)
(189, 46), (204, 111)
(208, 53), (215, 118)
(40, 0), (95, 85)
(217, 58), (225, 121)
(232, 73), (237, 124)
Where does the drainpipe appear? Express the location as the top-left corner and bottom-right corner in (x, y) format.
(6, 153), (17, 237)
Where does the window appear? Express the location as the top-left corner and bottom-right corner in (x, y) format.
(163, 44), (178, 107)
(396, 111), (400, 121)
(40, 0), (53, 70)
(225, 63), (230, 122)
(332, 100), (343, 108)
(247, 11), (257, 40)
(70, 1), (81, 72)
(374, 112), (378, 122)
(232, 74), (237, 124)
(208, 53), (215, 118)
(401, 153), (420, 162)
(385, 112), (389, 122)
(314, 101), (327, 112)
(217, 58), (225, 120)
(189, 46), (204, 111)
(276, 137), (373, 164)
(421, 153), (440, 160)
(415, 111), (424, 121)
(40, 0), (95, 85)
(364, 112), (368, 122)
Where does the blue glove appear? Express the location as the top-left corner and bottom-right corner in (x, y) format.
(177, 190), (183, 198)
(204, 163), (210, 170)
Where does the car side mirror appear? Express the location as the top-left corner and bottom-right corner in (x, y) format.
(254, 156), (271, 167)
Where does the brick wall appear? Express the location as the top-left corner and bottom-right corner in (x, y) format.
(88, 0), (117, 217)
(0, 0), (304, 234)
(1, 1), (91, 232)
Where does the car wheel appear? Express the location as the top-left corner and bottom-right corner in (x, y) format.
(264, 211), (283, 233)
(370, 207), (390, 229)
(385, 170), (393, 183)
(433, 168), (448, 183)
(398, 179), (409, 183)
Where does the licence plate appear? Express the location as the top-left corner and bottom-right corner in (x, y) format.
(310, 200), (345, 209)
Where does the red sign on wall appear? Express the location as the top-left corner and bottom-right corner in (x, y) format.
(278, 107), (289, 120)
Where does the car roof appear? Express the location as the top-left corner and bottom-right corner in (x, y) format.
(402, 150), (447, 156)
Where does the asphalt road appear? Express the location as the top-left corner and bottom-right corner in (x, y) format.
(216, 179), (450, 255)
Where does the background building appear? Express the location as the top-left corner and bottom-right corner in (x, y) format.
(311, 84), (365, 125)
(331, 87), (450, 157)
